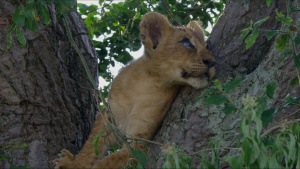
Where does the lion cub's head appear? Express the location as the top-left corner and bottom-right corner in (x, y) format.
(139, 12), (216, 89)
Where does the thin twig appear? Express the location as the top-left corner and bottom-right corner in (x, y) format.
(284, 108), (300, 120)
(161, 0), (180, 26)
(182, 4), (204, 22)
(63, 14), (133, 152)
(181, 147), (241, 156)
(260, 118), (300, 138)
(126, 137), (164, 146)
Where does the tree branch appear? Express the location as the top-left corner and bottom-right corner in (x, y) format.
(161, 0), (180, 26)
(260, 118), (300, 138)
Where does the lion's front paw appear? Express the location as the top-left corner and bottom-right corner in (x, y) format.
(53, 149), (79, 169)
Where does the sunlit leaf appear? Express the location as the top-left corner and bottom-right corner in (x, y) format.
(266, 0), (273, 7)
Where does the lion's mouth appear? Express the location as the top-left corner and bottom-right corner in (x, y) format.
(181, 70), (210, 79)
(199, 72), (209, 78)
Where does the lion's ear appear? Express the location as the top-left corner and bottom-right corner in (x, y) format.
(187, 21), (206, 46)
(140, 12), (172, 52)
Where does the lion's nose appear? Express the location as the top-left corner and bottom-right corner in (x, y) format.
(202, 59), (216, 68)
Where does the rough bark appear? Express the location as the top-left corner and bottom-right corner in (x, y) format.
(0, 1), (99, 168)
(147, 0), (300, 168)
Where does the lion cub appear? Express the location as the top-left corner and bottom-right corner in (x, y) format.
(54, 12), (215, 169)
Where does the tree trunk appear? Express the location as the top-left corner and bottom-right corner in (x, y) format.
(147, 0), (299, 168)
(0, 1), (99, 168)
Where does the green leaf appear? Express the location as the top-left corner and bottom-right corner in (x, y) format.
(241, 119), (250, 138)
(13, 4), (25, 25)
(0, 154), (10, 160)
(223, 78), (244, 93)
(253, 16), (270, 29)
(295, 54), (300, 71)
(13, 143), (27, 150)
(288, 134), (296, 161)
(240, 29), (250, 39)
(242, 139), (251, 165)
(276, 34), (290, 52)
(2, 23), (16, 54)
(249, 140), (260, 164)
(28, 0), (34, 3)
(283, 49), (293, 57)
(261, 108), (278, 127)
(204, 94), (228, 107)
(265, 82), (276, 99)
(245, 29), (259, 49)
(195, 88), (219, 102)
(213, 79), (222, 91)
(132, 149), (149, 164)
(222, 104), (236, 115)
(249, 20), (253, 27)
(282, 94), (299, 107)
(266, 0), (273, 6)
(31, 20), (39, 32)
(291, 5), (300, 12)
(16, 26), (26, 47)
(229, 156), (243, 169)
(38, 2), (51, 25)
(92, 130), (105, 155)
(267, 30), (279, 40)
(24, 5), (35, 20)
(257, 96), (267, 117)
(269, 155), (280, 168)
(174, 15), (182, 25)
(275, 11), (293, 25)
(294, 36), (300, 45)
(290, 77), (299, 86)
(257, 150), (268, 168)
(62, 0), (76, 6)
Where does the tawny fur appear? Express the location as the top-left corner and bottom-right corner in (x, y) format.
(53, 12), (216, 169)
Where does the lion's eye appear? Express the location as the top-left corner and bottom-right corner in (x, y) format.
(180, 38), (195, 48)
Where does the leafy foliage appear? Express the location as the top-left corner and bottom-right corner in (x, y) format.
(240, 0), (300, 86)
(196, 78), (300, 169)
(78, 0), (227, 92)
(2, 0), (76, 54)
(0, 142), (30, 169)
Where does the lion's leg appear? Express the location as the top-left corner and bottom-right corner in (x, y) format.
(91, 141), (147, 169)
(91, 108), (161, 168)
(54, 110), (117, 169)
